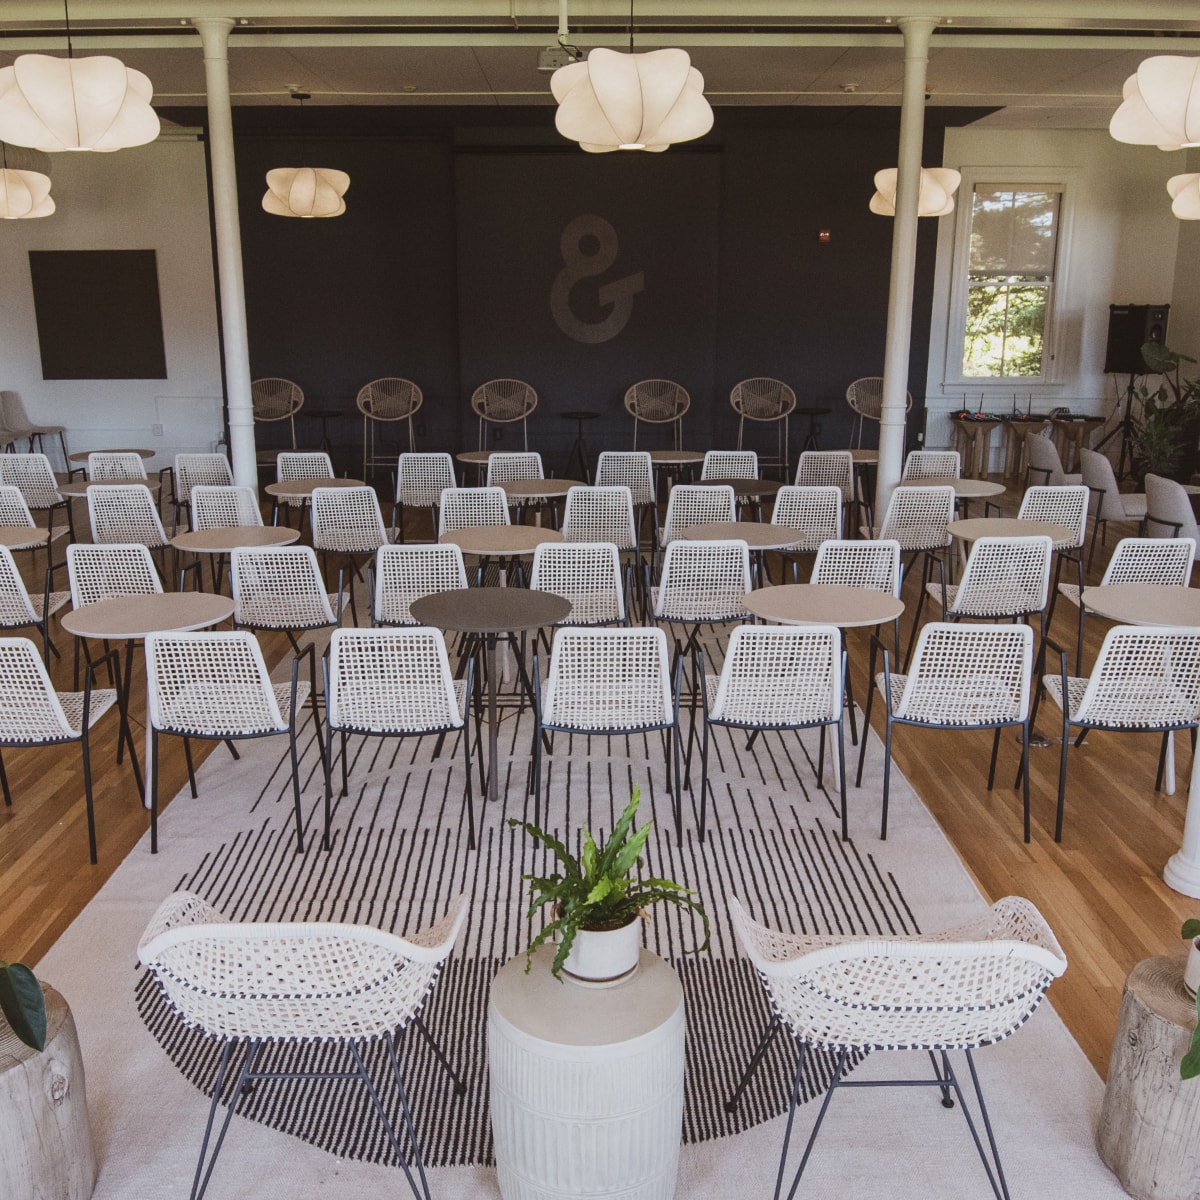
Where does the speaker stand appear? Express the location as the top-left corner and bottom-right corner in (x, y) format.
(1094, 373), (1140, 481)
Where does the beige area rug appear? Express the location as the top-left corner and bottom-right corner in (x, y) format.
(35, 649), (1126, 1200)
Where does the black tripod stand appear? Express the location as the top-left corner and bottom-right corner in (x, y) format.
(1094, 372), (1141, 481)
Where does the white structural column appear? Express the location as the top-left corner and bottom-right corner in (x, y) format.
(193, 17), (257, 488)
(875, 17), (936, 519)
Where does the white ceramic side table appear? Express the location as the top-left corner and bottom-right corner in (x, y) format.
(488, 945), (685, 1200)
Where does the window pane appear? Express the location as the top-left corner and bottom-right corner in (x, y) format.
(963, 283), (1048, 377)
(969, 189), (1060, 277)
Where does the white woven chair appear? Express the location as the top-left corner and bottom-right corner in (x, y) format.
(273, 451), (334, 522)
(0, 543), (67, 664)
(311, 485), (391, 626)
(357, 377), (422, 479)
(657, 484), (736, 581)
(191, 484), (263, 530)
(845, 377), (911, 449)
(531, 541), (627, 629)
(651, 538), (752, 655)
(0, 482), (61, 568)
(624, 380), (689, 451)
(172, 453), (233, 534)
(394, 452), (455, 541)
(857, 622), (1034, 841)
(86, 485), (172, 581)
(730, 377), (796, 478)
(372, 543), (469, 627)
(251, 377), (303, 454)
(696, 624), (845, 842)
(795, 450), (854, 503)
(0, 453), (71, 541)
(701, 450), (758, 481)
(902, 449), (961, 480)
(1025, 431), (1080, 487)
(471, 379), (537, 451)
(561, 485), (638, 550)
(68, 541), (162, 607)
(0, 391), (68, 464)
(1078, 448), (1147, 567)
(144, 630), (318, 854)
(230, 546), (342, 654)
(1144, 473), (1200, 553)
(87, 451), (147, 481)
(486, 451), (547, 523)
(595, 451), (656, 559)
(1061, 536), (1194, 670)
(323, 627), (479, 849)
(532, 625), (682, 835)
(769, 485), (843, 578)
(437, 485), (510, 536)
(727, 894), (1066, 1200)
(1038, 625), (1200, 842)
(1017, 484), (1089, 626)
(137, 888), (468, 1200)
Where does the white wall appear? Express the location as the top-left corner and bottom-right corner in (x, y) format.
(924, 129), (1183, 464)
(0, 132), (223, 473)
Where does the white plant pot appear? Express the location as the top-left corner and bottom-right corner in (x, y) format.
(561, 918), (642, 988)
(1185, 937), (1200, 998)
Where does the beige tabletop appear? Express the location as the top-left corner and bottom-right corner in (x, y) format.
(649, 450), (704, 464)
(456, 450), (496, 465)
(745, 583), (904, 628)
(441, 526), (564, 556)
(689, 477), (784, 498)
(61, 592), (235, 640)
(58, 478), (161, 497)
(0, 525), (49, 549)
(908, 477), (1006, 499)
(171, 526), (301, 554)
(500, 478), (584, 499)
(68, 448), (155, 462)
(850, 449), (879, 464)
(947, 517), (1073, 543)
(1080, 583), (1200, 627)
(264, 477), (365, 498)
(683, 522), (805, 550)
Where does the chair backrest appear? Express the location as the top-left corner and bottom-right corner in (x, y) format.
(769, 485), (843, 552)
(949, 536), (1053, 618)
(0, 392), (36, 433)
(0, 545), (39, 626)
(230, 546), (337, 630)
(0, 484), (35, 528)
(595, 450), (655, 506)
(1024, 431), (1069, 486)
(1100, 536), (1194, 587)
(898, 622), (1032, 725)
(729, 378), (797, 422)
(190, 484), (263, 530)
(277, 451), (334, 482)
(471, 379), (537, 450)
(701, 450), (758, 480)
(396, 452), (456, 508)
(1017, 485), (1089, 549)
(845, 377), (912, 448)
(903, 449), (961, 480)
(1078, 448), (1128, 521)
(876, 485), (954, 551)
(709, 624), (842, 726)
(654, 538), (751, 622)
(1144, 473), (1200, 549)
(87, 483), (168, 548)
(561, 485), (637, 549)
(486, 451), (544, 486)
(355, 377), (423, 421)
(137, 889), (467, 1041)
(251, 378), (304, 422)
(0, 636), (75, 740)
(624, 380), (689, 450)
(661, 483), (736, 544)
(531, 541), (625, 625)
(311, 486), (389, 554)
(87, 451), (147, 481)
(175, 453), (232, 499)
(811, 538), (902, 595)
(794, 450), (853, 501)
(437, 486), (511, 536)
(0, 453), (62, 509)
(67, 543), (163, 607)
(326, 627), (462, 734)
(145, 631), (286, 737)
(729, 894), (1066, 1051)
(542, 626), (673, 730)
(1075, 626), (1200, 728)
(373, 543), (468, 626)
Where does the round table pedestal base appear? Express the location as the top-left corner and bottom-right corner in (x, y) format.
(1164, 852), (1200, 899)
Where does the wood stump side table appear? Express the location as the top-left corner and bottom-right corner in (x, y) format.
(1098, 955), (1200, 1199)
(0, 985), (96, 1200)
(488, 945), (685, 1200)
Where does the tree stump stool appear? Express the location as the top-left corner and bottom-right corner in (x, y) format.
(0, 984), (96, 1200)
(1098, 955), (1200, 1199)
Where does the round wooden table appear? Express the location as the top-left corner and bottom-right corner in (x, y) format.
(499, 479), (583, 526)
(947, 517), (1074, 544)
(908, 477), (1006, 500)
(744, 583), (904, 628)
(68, 448), (155, 462)
(58, 478), (161, 497)
(263, 477), (365, 501)
(1080, 583), (1200, 627)
(441, 526), (563, 557)
(171, 526), (301, 590)
(682, 521), (799, 549)
(0, 525), (49, 550)
(648, 450), (703, 466)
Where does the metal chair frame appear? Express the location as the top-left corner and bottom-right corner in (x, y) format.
(624, 380), (690, 451)
(357, 377), (423, 479)
(471, 379), (537, 452)
(731, 377), (796, 480)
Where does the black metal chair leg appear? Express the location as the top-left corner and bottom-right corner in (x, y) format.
(725, 1014), (781, 1112)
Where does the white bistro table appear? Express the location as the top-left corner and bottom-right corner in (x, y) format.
(489, 945), (685, 1200)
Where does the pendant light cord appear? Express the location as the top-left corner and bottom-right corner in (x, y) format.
(63, 0), (74, 58)
(629, 0), (634, 52)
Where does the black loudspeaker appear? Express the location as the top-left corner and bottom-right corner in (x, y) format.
(1104, 303), (1170, 374)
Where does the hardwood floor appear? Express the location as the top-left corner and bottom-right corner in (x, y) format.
(0, 478), (1193, 1078)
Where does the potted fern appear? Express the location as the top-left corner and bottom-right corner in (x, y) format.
(508, 789), (710, 986)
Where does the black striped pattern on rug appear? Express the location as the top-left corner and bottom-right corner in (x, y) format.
(136, 669), (920, 1168)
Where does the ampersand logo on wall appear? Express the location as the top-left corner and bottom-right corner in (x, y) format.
(550, 214), (645, 344)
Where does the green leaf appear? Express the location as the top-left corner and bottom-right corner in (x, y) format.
(0, 963), (46, 1052)
(1183, 1024), (1200, 1080)
(597, 791), (641, 875)
(611, 822), (652, 877)
(584, 877), (614, 906)
(1182, 919), (1200, 942)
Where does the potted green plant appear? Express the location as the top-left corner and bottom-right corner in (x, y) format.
(1132, 342), (1200, 484)
(0, 959), (45, 1052)
(1181, 919), (1200, 1079)
(508, 788), (710, 986)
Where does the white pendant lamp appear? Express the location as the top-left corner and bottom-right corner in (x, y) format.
(1110, 56), (1200, 151)
(0, 142), (54, 219)
(262, 92), (349, 218)
(869, 167), (962, 217)
(1167, 174), (1200, 220)
(0, 2), (158, 153)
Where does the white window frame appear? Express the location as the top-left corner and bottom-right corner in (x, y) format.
(943, 167), (1077, 390)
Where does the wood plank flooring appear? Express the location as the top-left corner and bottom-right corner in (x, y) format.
(0, 478), (1194, 1078)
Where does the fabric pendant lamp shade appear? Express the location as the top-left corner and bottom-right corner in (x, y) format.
(0, 54), (159, 153)
(0, 140), (53, 218)
(1110, 56), (1200, 150)
(1168, 173), (1200, 219)
(551, 47), (713, 153)
(869, 167), (962, 217)
(262, 166), (350, 218)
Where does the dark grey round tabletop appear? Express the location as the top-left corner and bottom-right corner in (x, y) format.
(410, 587), (570, 634)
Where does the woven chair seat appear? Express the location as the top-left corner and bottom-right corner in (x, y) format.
(48, 688), (119, 737)
(650, 585), (750, 624)
(153, 680), (310, 738)
(926, 580), (1046, 618)
(1044, 670), (1197, 728)
(332, 678), (468, 736)
(878, 672), (1025, 725)
(1058, 583), (1081, 608)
